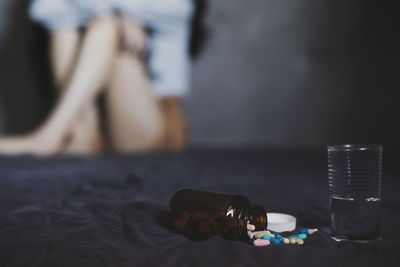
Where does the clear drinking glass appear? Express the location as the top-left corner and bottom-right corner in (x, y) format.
(327, 144), (383, 241)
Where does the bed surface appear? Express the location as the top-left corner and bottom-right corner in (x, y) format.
(0, 149), (399, 266)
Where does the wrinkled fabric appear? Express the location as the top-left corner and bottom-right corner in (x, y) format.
(0, 149), (399, 267)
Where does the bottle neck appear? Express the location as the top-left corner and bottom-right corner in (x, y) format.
(225, 202), (267, 240)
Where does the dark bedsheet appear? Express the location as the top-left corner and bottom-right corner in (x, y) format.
(0, 149), (399, 267)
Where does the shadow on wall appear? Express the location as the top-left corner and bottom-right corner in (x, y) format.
(0, 0), (53, 135)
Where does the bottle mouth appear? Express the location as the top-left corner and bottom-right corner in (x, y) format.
(327, 144), (383, 152)
(266, 213), (296, 232)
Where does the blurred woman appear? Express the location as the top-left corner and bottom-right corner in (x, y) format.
(0, 0), (205, 155)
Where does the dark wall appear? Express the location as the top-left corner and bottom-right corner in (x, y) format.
(0, 0), (53, 134)
(186, 0), (400, 150)
(0, 0), (399, 150)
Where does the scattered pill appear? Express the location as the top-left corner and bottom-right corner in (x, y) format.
(289, 234), (307, 240)
(247, 225), (315, 247)
(300, 229), (308, 234)
(269, 237), (283, 244)
(269, 238), (278, 244)
(298, 233), (307, 239)
(253, 230), (271, 235)
(247, 224), (256, 231)
(262, 235), (272, 240)
(254, 233), (265, 239)
(253, 239), (271, 247)
(300, 228), (318, 235)
(253, 231), (272, 239)
(247, 231), (255, 239)
(308, 229), (318, 234)
(274, 233), (284, 241)
(256, 233), (274, 239)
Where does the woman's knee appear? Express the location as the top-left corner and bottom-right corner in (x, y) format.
(111, 52), (148, 84)
(115, 52), (144, 68)
(87, 15), (119, 36)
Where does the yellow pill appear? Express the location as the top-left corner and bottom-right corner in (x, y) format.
(253, 231), (272, 239)
(283, 238), (290, 244)
(296, 238), (304, 245)
(290, 238), (297, 244)
(257, 233), (275, 238)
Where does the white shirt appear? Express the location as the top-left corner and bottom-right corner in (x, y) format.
(30, 0), (194, 97)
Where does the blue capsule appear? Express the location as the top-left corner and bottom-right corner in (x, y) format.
(300, 228), (318, 235)
(269, 237), (283, 244)
(289, 234), (307, 239)
(274, 233), (284, 241)
(300, 229), (309, 234)
(262, 235), (272, 240)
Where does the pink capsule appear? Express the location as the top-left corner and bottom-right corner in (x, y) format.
(247, 224), (256, 231)
(253, 239), (271, 247)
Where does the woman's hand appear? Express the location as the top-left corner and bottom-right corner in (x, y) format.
(119, 17), (148, 57)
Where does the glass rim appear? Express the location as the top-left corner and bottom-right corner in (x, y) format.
(327, 144), (383, 152)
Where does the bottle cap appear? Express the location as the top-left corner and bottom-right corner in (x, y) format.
(266, 213), (296, 233)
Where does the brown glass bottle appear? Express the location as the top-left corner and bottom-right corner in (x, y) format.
(169, 188), (267, 241)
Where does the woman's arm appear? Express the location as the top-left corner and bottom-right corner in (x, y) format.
(118, 16), (148, 57)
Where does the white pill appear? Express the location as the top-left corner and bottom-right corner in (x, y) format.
(308, 229), (318, 234)
(248, 231), (255, 239)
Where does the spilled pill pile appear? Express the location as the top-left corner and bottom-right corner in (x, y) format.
(247, 223), (318, 247)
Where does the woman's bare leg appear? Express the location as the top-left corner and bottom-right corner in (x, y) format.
(51, 29), (80, 87)
(106, 52), (164, 152)
(106, 53), (189, 152)
(0, 16), (119, 155)
(106, 18), (189, 152)
(51, 30), (103, 155)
